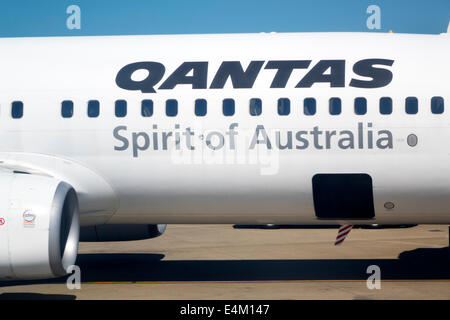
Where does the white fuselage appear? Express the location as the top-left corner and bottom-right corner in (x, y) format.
(0, 32), (449, 226)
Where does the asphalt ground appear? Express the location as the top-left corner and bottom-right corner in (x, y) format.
(0, 224), (449, 300)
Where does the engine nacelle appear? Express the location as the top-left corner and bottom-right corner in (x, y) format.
(0, 172), (80, 280)
(80, 224), (166, 241)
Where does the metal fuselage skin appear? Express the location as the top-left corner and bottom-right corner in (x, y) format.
(0, 32), (449, 226)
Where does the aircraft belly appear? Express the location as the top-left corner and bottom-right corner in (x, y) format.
(106, 152), (450, 224)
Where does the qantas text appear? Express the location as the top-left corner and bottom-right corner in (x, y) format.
(116, 59), (394, 93)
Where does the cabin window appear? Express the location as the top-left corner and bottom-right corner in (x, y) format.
(115, 100), (127, 117)
(431, 96), (444, 114)
(223, 99), (235, 116)
(405, 97), (418, 114)
(379, 97), (392, 115)
(329, 98), (341, 115)
(354, 97), (367, 115)
(88, 100), (100, 118)
(304, 98), (316, 116)
(141, 99), (153, 117)
(11, 101), (23, 119)
(278, 98), (290, 116)
(166, 99), (178, 117)
(249, 98), (262, 116)
(195, 99), (207, 116)
(61, 100), (74, 118)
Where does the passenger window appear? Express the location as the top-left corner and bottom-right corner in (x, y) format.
(61, 100), (74, 118)
(249, 98), (262, 116)
(278, 98), (290, 116)
(329, 98), (341, 115)
(141, 99), (153, 117)
(115, 100), (127, 117)
(88, 100), (100, 118)
(11, 101), (23, 119)
(166, 99), (178, 117)
(405, 97), (418, 114)
(223, 99), (235, 116)
(354, 97), (367, 115)
(431, 96), (444, 114)
(379, 97), (392, 115)
(195, 99), (207, 116)
(304, 98), (316, 116)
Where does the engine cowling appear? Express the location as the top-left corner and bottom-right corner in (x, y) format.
(80, 224), (166, 241)
(0, 171), (80, 280)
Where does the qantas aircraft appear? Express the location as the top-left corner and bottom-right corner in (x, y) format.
(0, 30), (449, 281)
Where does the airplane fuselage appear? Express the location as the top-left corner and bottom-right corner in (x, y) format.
(0, 32), (448, 226)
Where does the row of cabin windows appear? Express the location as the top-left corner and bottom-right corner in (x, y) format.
(8, 97), (446, 119)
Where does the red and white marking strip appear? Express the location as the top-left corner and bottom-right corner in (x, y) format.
(335, 224), (353, 246)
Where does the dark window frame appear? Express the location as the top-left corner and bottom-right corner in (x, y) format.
(304, 98), (316, 116)
(277, 98), (290, 116)
(354, 97), (367, 115)
(115, 100), (127, 118)
(379, 97), (392, 115)
(195, 99), (207, 117)
(11, 101), (23, 119)
(61, 100), (74, 118)
(431, 96), (444, 114)
(223, 98), (235, 116)
(141, 99), (154, 117)
(87, 100), (100, 118)
(405, 97), (418, 115)
(249, 98), (262, 116)
(166, 99), (178, 117)
(329, 98), (341, 115)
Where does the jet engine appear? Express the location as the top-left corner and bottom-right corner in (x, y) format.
(0, 171), (80, 280)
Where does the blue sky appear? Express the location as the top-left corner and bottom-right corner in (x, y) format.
(0, 0), (448, 37)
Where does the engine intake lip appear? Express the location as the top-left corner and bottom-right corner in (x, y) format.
(48, 182), (80, 277)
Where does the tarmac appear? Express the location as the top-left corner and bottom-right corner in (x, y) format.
(0, 224), (449, 300)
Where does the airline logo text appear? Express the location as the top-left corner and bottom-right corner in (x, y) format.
(116, 59), (394, 93)
(113, 122), (393, 158)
